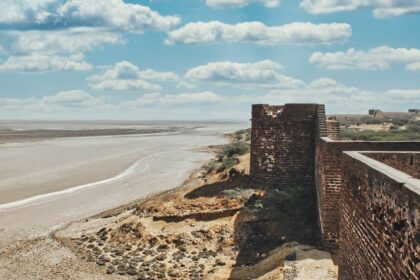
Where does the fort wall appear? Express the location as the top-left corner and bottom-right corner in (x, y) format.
(250, 104), (318, 188)
(315, 138), (420, 250)
(250, 103), (420, 279)
(365, 151), (420, 178)
(339, 152), (420, 279)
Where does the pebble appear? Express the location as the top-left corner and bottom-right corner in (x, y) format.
(127, 267), (138, 275)
(106, 266), (115, 274)
(137, 272), (148, 280)
(156, 254), (166, 261)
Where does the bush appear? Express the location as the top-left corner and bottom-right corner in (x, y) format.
(233, 128), (251, 142)
(218, 141), (250, 158)
(221, 157), (238, 170)
(202, 162), (217, 173)
(341, 128), (420, 141)
(407, 120), (420, 133)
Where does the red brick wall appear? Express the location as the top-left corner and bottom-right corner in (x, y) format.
(250, 104), (319, 188)
(365, 152), (420, 179)
(315, 139), (420, 251)
(339, 152), (420, 280)
(250, 103), (420, 256)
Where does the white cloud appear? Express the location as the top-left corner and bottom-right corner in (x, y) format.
(184, 60), (304, 89)
(176, 80), (196, 89)
(1, 28), (121, 55)
(310, 46), (420, 70)
(300, 0), (420, 18)
(407, 61), (420, 71)
(125, 92), (224, 106)
(165, 21), (352, 45)
(229, 77), (376, 113)
(0, 28), (121, 72)
(0, 0), (180, 32)
(0, 1), (180, 73)
(0, 27), (124, 72)
(1, 81), (418, 119)
(42, 90), (101, 106)
(384, 89), (420, 100)
(0, 90), (104, 118)
(0, 53), (92, 72)
(90, 79), (161, 91)
(206, 0), (280, 9)
(88, 61), (178, 91)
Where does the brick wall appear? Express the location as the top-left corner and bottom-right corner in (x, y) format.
(365, 152), (420, 179)
(315, 139), (420, 250)
(250, 104), (319, 188)
(326, 117), (341, 140)
(339, 152), (420, 280)
(250, 103), (420, 257)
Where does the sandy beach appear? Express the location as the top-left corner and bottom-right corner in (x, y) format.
(0, 121), (247, 245)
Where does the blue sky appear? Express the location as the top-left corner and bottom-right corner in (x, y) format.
(0, 0), (419, 120)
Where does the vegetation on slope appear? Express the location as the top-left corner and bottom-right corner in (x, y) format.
(203, 129), (250, 173)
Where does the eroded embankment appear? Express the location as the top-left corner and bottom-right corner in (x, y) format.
(55, 131), (337, 280)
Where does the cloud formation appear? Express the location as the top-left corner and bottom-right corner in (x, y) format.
(0, 0), (180, 32)
(184, 60), (304, 89)
(88, 61), (179, 91)
(384, 89), (420, 101)
(1, 28), (121, 55)
(1, 79), (419, 119)
(165, 21), (352, 45)
(310, 46), (420, 70)
(42, 90), (101, 106)
(125, 92), (224, 106)
(300, 0), (420, 18)
(0, 0), (180, 72)
(0, 53), (92, 72)
(205, 0), (280, 9)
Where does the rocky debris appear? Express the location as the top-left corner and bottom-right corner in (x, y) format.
(74, 218), (236, 279)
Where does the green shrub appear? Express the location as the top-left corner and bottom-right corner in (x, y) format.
(218, 141), (250, 158)
(233, 128), (251, 141)
(341, 128), (420, 141)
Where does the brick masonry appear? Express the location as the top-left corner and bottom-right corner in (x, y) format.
(365, 152), (420, 179)
(250, 103), (420, 279)
(250, 104), (319, 188)
(339, 152), (419, 279)
(315, 139), (420, 250)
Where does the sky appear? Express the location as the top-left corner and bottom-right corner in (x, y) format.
(0, 0), (419, 120)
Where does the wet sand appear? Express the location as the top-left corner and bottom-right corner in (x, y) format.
(0, 122), (247, 245)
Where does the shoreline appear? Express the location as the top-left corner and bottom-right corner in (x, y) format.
(0, 123), (244, 245)
(0, 154), (152, 211)
(0, 128), (181, 145)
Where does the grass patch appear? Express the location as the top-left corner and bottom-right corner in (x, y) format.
(342, 120), (420, 141)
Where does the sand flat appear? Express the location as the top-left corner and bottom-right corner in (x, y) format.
(0, 122), (247, 245)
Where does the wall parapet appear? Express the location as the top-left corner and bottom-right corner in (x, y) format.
(315, 136), (420, 250)
(339, 151), (420, 279)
